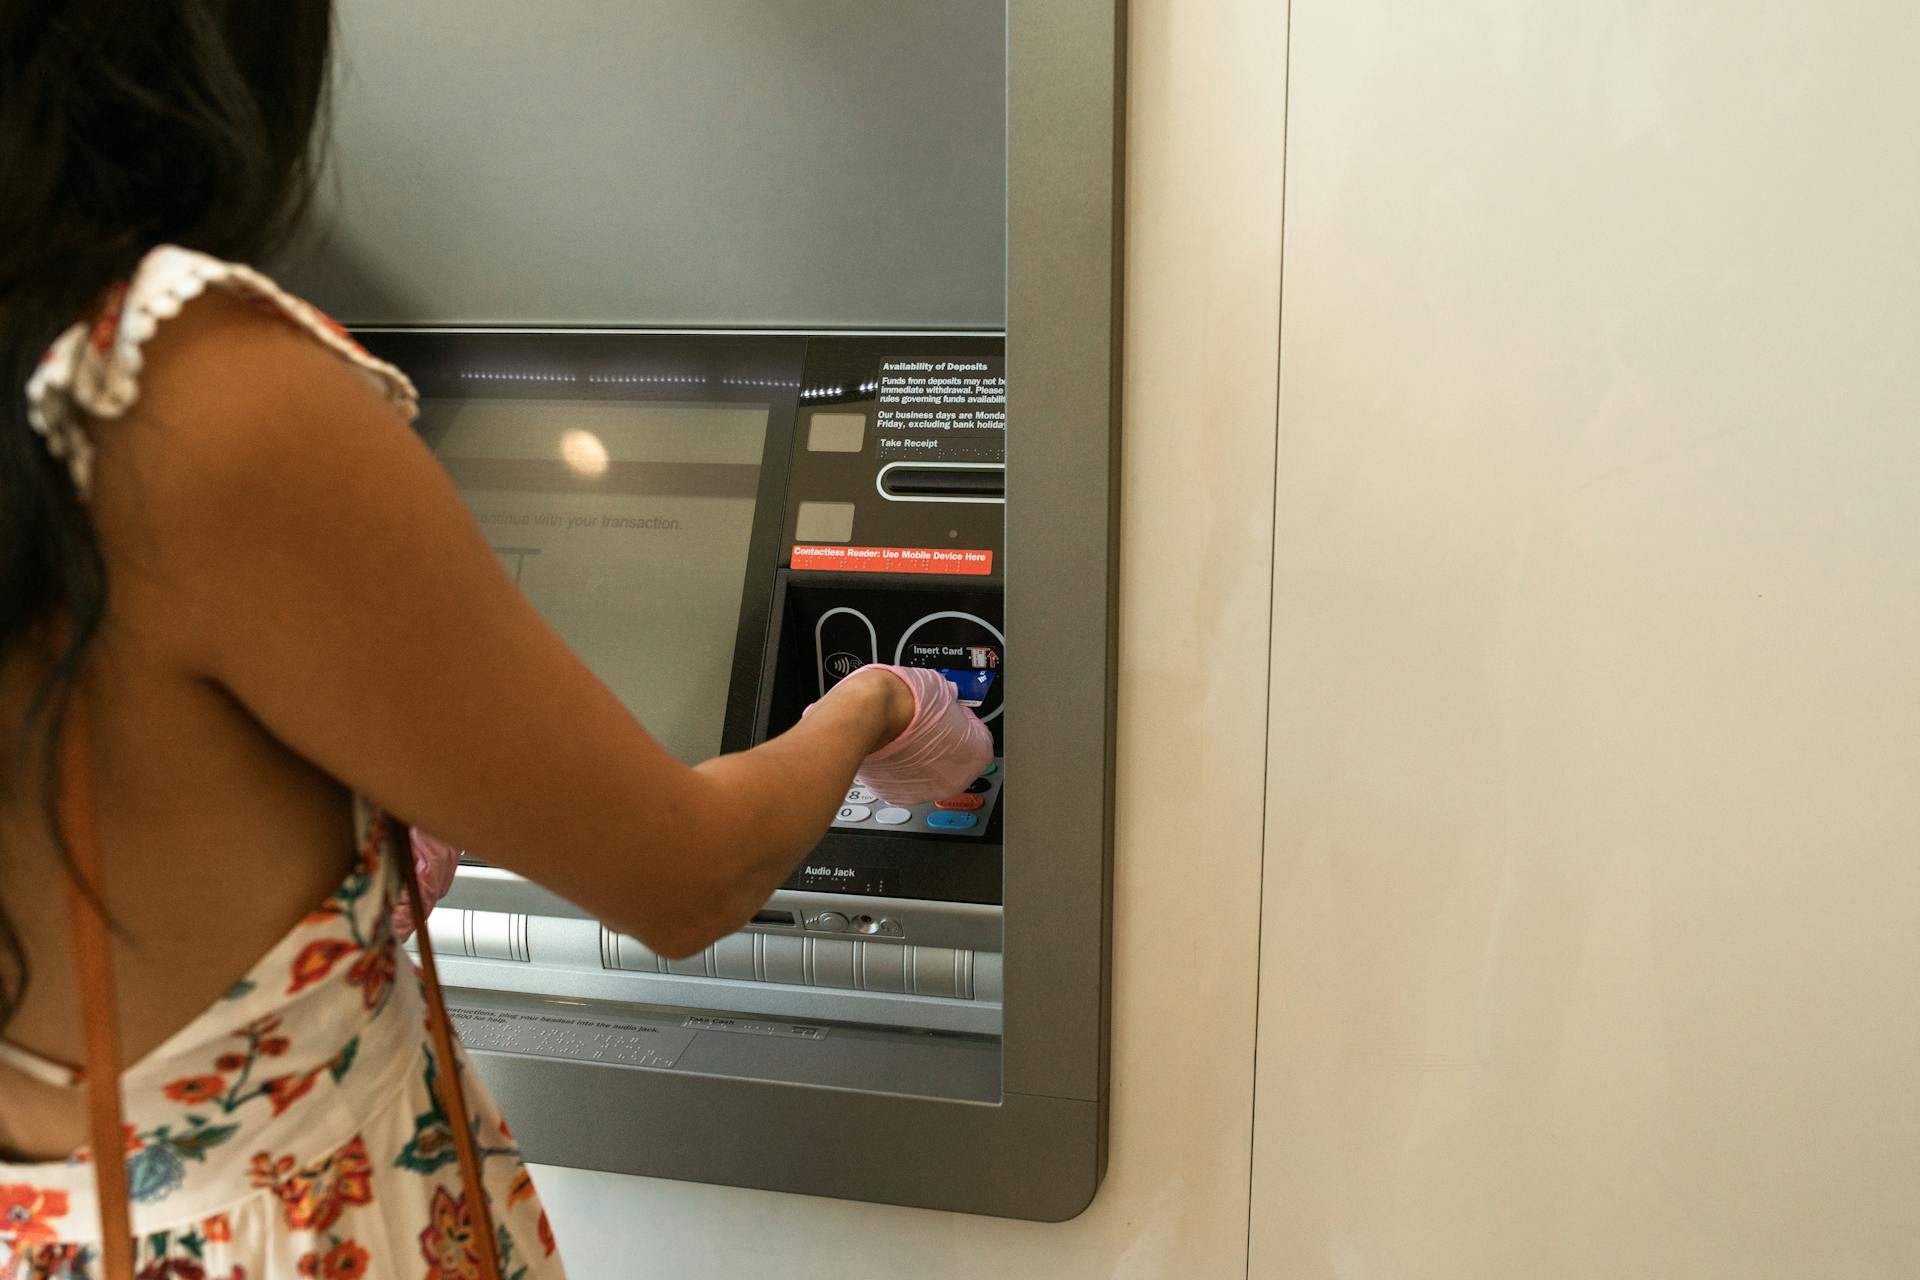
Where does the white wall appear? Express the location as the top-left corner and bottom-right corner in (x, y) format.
(1251, 2), (1920, 1277)
(529, 2), (1287, 1274)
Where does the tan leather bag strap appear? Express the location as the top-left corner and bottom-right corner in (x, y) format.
(401, 838), (505, 1280)
(59, 693), (136, 1280)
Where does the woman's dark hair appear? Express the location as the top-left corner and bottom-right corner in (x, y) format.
(0, 1), (336, 1032)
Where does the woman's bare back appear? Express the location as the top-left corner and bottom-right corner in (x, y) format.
(0, 292), (374, 1160)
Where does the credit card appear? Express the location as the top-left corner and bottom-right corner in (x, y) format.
(937, 668), (998, 708)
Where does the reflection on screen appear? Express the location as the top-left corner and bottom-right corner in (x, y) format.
(419, 398), (767, 764)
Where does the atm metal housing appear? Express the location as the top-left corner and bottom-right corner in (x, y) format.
(309, 0), (1122, 1220)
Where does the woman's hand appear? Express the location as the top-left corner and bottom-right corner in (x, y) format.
(840, 665), (995, 806)
(392, 827), (461, 943)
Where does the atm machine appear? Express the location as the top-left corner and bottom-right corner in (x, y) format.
(292, 0), (1119, 1220)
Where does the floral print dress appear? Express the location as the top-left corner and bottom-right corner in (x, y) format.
(0, 805), (563, 1280)
(3, 248), (566, 1280)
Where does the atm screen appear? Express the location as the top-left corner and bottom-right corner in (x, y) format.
(419, 397), (769, 764)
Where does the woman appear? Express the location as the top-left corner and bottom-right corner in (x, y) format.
(0, 5), (990, 1277)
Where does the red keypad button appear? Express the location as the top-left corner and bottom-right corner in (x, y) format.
(935, 794), (985, 812)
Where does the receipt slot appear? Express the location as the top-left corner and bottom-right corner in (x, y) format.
(312, 0), (1120, 1221)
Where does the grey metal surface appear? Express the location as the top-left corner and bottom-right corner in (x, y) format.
(448, 989), (1000, 1102)
(476, 1043), (1098, 1219)
(283, 0), (1006, 329)
(1002, 0), (1123, 1113)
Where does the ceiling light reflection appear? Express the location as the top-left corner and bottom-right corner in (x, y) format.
(559, 428), (611, 478)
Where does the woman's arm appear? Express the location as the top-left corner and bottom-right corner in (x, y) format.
(97, 293), (921, 957)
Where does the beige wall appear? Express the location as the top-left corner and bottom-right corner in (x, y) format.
(530, 2), (1286, 1274)
(1250, 1), (1920, 1276)
(527, 3), (1920, 1275)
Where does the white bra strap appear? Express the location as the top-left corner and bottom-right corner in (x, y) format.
(0, 1033), (85, 1089)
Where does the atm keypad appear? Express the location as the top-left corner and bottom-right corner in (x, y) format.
(831, 759), (1003, 838)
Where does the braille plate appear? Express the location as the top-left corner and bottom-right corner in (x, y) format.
(450, 1004), (698, 1070)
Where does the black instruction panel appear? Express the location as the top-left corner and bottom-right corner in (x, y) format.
(874, 357), (1006, 464)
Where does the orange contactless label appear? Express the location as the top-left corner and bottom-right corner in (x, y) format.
(791, 545), (994, 575)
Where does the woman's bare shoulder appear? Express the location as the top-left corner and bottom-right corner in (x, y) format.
(92, 284), (406, 514)
(83, 281), (450, 689)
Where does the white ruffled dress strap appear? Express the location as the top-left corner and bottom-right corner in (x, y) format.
(24, 245), (418, 498)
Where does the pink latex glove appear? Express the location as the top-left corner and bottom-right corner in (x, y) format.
(392, 827), (461, 943)
(849, 665), (995, 806)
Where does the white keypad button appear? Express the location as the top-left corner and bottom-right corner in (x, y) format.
(874, 807), (913, 826)
(845, 787), (879, 805)
(837, 805), (874, 823)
